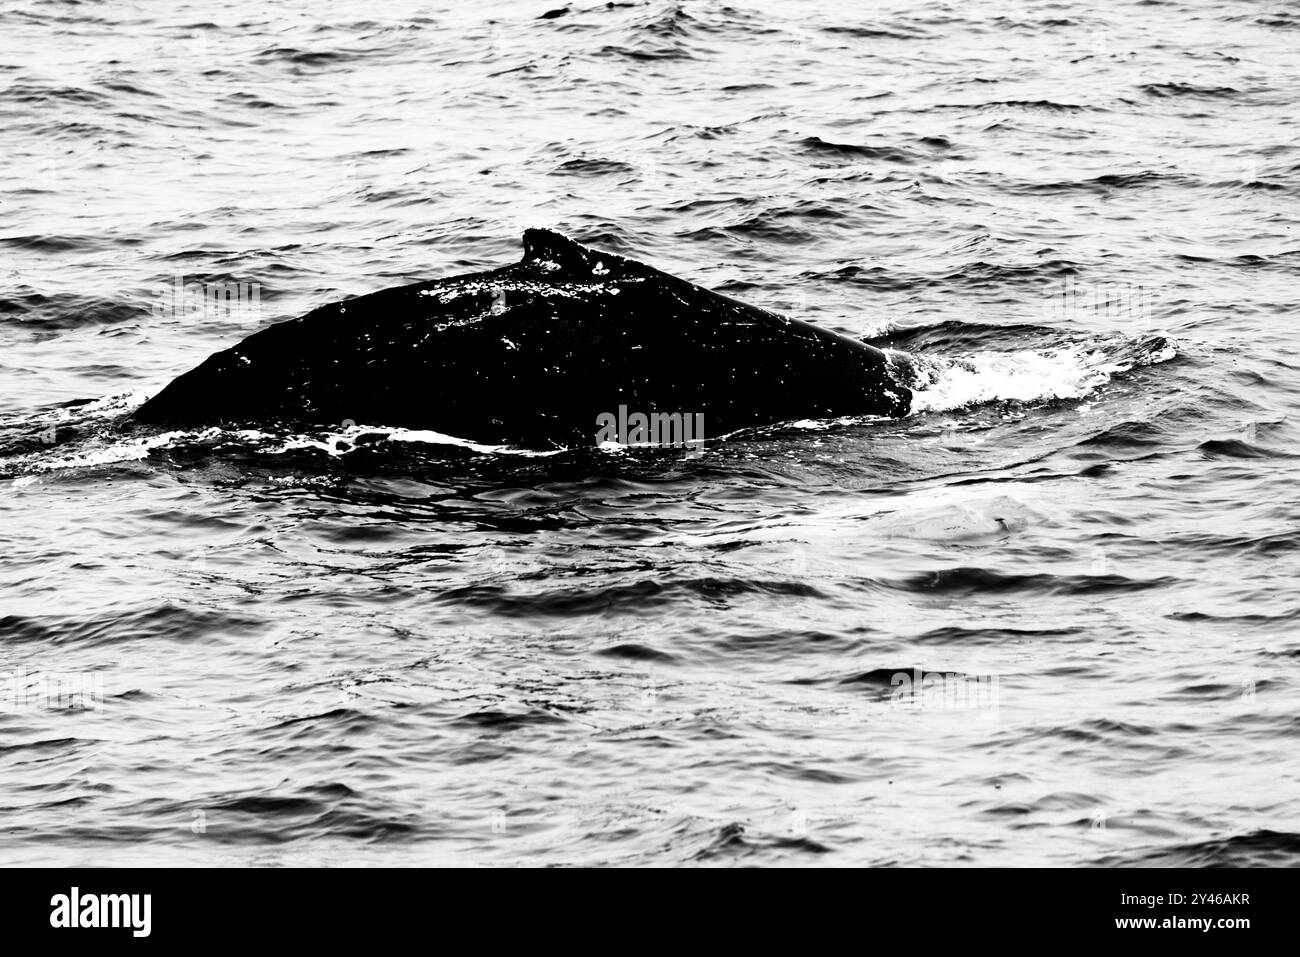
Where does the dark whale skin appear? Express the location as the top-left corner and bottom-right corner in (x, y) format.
(132, 229), (911, 447)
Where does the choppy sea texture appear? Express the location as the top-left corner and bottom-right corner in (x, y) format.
(1, 0), (1298, 865)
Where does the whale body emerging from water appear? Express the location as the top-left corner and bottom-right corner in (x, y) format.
(133, 229), (912, 447)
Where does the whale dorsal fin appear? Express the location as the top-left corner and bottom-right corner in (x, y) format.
(519, 228), (684, 289)
(521, 228), (598, 273)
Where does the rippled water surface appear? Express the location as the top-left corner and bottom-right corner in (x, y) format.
(2, 0), (1299, 866)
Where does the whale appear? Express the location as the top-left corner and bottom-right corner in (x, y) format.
(132, 229), (912, 448)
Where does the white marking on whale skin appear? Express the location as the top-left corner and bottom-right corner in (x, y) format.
(409, 276), (639, 333)
(418, 277), (627, 307)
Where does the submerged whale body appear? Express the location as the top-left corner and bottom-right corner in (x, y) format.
(133, 230), (912, 447)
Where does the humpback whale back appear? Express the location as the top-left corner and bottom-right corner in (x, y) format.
(133, 230), (911, 446)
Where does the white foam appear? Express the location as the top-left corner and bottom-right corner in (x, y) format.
(4, 420), (566, 481)
(275, 425), (564, 458)
(74, 390), (151, 417)
(7, 427), (222, 477)
(905, 339), (1175, 415)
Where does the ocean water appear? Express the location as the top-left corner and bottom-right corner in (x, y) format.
(2, 0), (1298, 866)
